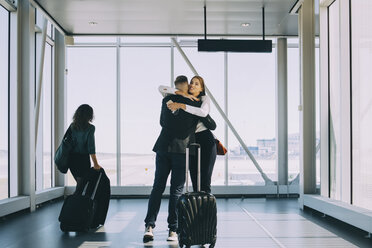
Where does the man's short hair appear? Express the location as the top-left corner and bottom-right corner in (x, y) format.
(174, 75), (188, 86)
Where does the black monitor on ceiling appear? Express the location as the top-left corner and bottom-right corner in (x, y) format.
(197, 39), (272, 53)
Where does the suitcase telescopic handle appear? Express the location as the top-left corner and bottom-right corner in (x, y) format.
(91, 172), (102, 200)
(81, 172), (102, 199)
(82, 182), (89, 196)
(185, 143), (201, 193)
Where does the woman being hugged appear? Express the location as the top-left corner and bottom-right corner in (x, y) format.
(161, 76), (217, 193)
(69, 104), (101, 190)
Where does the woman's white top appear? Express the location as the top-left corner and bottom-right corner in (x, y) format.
(158, 85), (210, 133)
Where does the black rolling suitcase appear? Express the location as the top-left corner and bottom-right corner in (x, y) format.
(177, 143), (217, 248)
(59, 169), (108, 232)
(83, 168), (111, 228)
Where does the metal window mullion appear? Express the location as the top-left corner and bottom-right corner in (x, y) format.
(171, 38), (174, 87)
(7, 9), (10, 198)
(116, 37), (121, 186)
(348, 0), (353, 205)
(50, 43), (55, 188)
(224, 52), (228, 186)
(327, 6), (331, 198)
(69, 44), (116, 48)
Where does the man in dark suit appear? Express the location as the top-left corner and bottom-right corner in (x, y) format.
(144, 75), (201, 242)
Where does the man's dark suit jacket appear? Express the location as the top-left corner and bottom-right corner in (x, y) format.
(153, 94), (202, 153)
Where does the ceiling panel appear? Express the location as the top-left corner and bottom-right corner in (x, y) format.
(35, 0), (301, 36)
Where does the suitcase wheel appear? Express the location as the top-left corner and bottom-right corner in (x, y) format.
(178, 243), (189, 248)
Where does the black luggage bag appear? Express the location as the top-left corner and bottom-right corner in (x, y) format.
(58, 168), (110, 232)
(84, 168), (111, 228)
(177, 143), (217, 248)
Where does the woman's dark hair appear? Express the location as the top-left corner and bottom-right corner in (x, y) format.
(72, 104), (94, 130)
(190, 76), (206, 98)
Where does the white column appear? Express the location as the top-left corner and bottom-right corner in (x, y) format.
(18, 0), (36, 211)
(276, 38), (288, 185)
(299, 0), (317, 209)
(54, 29), (66, 187)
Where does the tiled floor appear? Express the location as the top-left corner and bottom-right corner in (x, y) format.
(0, 197), (371, 248)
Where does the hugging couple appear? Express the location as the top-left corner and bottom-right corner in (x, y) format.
(143, 75), (217, 242)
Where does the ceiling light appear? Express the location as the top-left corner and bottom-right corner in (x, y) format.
(241, 23), (251, 27)
(89, 21), (98, 26)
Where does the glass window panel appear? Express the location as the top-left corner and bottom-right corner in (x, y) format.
(35, 31), (43, 191)
(43, 43), (53, 189)
(120, 47), (170, 186)
(35, 9), (43, 28)
(35, 30), (54, 190)
(228, 50), (276, 185)
(328, 0), (342, 200)
(227, 130), (267, 185)
(287, 42), (320, 187)
(0, 6), (9, 199)
(66, 47), (117, 186)
(47, 22), (52, 39)
(315, 46), (320, 187)
(288, 46), (300, 184)
(351, 0), (372, 210)
(174, 46), (225, 185)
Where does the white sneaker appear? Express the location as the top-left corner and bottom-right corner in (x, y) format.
(167, 230), (178, 241)
(143, 226), (154, 242)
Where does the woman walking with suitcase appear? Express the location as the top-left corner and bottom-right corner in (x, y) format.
(160, 76), (217, 193)
(69, 104), (102, 191)
(59, 104), (111, 232)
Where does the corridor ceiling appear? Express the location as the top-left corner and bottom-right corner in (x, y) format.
(34, 0), (301, 36)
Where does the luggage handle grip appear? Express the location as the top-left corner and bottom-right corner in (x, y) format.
(81, 171), (102, 199)
(91, 172), (102, 200)
(185, 143), (201, 193)
(82, 182), (89, 196)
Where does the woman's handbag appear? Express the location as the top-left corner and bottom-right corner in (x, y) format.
(215, 138), (227, 155)
(55, 126), (74, 174)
